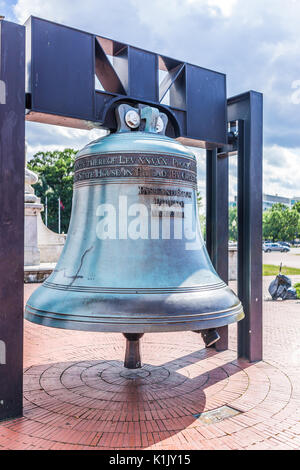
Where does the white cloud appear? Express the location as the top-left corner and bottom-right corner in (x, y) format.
(25, 122), (106, 160)
(206, 0), (238, 17)
(263, 145), (300, 198)
(12, 0), (300, 198)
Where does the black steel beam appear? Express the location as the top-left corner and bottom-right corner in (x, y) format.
(214, 154), (229, 351)
(228, 91), (263, 362)
(206, 149), (218, 268)
(206, 149), (229, 350)
(25, 16), (227, 148)
(0, 20), (25, 421)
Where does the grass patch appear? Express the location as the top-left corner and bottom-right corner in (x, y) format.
(263, 264), (300, 276)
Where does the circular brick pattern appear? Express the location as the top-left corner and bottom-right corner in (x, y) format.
(0, 335), (297, 450)
(0, 281), (296, 450)
(92, 362), (170, 387)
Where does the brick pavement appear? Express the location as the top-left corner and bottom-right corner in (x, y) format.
(0, 278), (299, 450)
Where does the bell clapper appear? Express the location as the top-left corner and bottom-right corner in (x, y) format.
(195, 329), (221, 348)
(123, 333), (144, 369)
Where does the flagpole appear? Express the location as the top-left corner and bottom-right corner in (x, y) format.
(45, 195), (48, 227)
(58, 197), (61, 234)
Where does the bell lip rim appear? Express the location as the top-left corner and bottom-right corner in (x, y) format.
(24, 306), (244, 333)
(25, 302), (243, 323)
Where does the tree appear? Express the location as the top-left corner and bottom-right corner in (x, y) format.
(293, 201), (300, 214)
(28, 149), (77, 233)
(229, 206), (238, 241)
(284, 209), (300, 240)
(271, 202), (288, 212)
(293, 202), (300, 238)
(199, 214), (206, 240)
(263, 204), (300, 241)
(196, 190), (202, 209)
(263, 209), (283, 241)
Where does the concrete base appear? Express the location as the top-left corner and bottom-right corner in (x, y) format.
(37, 212), (66, 263)
(24, 164), (66, 266)
(24, 203), (43, 266)
(229, 245), (237, 281)
(24, 263), (56, 283)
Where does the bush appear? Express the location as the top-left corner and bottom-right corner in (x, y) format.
(294, 283), (300, 299)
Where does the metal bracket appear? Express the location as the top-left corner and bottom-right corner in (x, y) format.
(115, 103), (168, 134)
(217, 124), (239, 157)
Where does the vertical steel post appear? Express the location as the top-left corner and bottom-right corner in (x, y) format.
(206, 149), (218, 267)
(234, 92), (263, 362)
(0, 21), (25, 421)
(214, 154), (229, 351)
(206, 149), (229, 351)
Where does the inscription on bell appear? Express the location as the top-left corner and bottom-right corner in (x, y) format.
(151, 210), (184, 218)
(138, 187), (192, 199)
(75, 153), (196, 172)
(75, 167), (196, 184)
(74, 153), (197, 185)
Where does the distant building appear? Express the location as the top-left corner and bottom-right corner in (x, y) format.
(291, 196), (300, 206)
(263, 194), (300, 211)
(231, 194), (300, 211)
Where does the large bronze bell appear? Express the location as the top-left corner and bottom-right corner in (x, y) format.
(25, 104), (244, 369)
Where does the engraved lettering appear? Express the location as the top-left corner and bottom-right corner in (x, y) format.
(138, 187), (192, 198)
(74, 153), (197, 185)
(153, 198), (185, 208)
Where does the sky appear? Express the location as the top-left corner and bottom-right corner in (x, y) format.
(2, 0), (300, 200)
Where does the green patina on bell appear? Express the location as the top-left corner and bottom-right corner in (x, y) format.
(25, 104), (244, 367)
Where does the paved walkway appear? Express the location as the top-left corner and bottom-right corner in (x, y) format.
(263, 247), (300, 269)
(0, 278), (299, 450)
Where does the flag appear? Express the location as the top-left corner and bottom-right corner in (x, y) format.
(59, 199), (65, 210)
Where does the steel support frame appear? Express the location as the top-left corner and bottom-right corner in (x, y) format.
(24, 17), (228, 148)
(0, 19), (262, 422)
(235, 92), (263, 362)
(206, 91), (263, 361)
(0, 20), (25, 421)
(206, 149), (229, 351)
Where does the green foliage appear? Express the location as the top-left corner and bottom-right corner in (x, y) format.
(28, 149), (77, 233)
(229, 207), (238, 241)
(293, 201), (300, 214)
(284, 210), (300, 240)
(198, 203), (237, 241)
(197, 191), (202, 209)
(263, 203), (300, 242)
(292, 202), (300, 236)
(294, 283), (300, 299)
(199, 214), (206, 240)
(271, 202), (288, 212)
(263, 210), (284, 241)
(292, 201), (300, 214)
(263, 265), (300, 276)
(197, 191), (206, 239)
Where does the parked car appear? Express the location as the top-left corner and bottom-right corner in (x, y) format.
(263, 242), (290, 253)
(278, 241), (291, 248)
